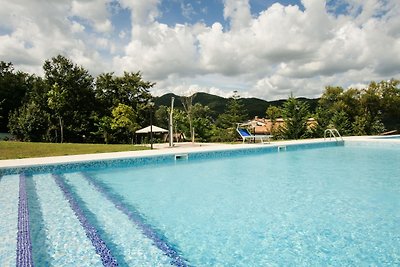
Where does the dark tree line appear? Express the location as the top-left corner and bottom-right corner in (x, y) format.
(1, 55), (399, 143)
(266, 80), (400, 139)
(1, 55), (153, 143)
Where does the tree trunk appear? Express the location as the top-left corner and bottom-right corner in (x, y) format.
(59, 116), (64, 143)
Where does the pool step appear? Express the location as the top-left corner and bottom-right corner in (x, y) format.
(1, 173), (188, 266)
(16, 174), (33, 267)
(0, 175), (19, 266)
(65, 172), (183, 266)
(30, 174), (103, 266)
(54, 174), (118, 266)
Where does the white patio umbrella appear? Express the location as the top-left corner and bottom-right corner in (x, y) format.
(135, 125), (168, 134)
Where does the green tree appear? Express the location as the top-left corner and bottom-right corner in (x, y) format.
(0, 61), (31, 132)
(8, 101), (50, 141)
(281, 96), (310, 139)
(110, 103), (139, 143)
(379, 79), (400, 130)
(330, 110), (351, 135)
(191, 103), (214, 141)
(216, 91), (248, 128)
(358, 82), (386, 135)
(315, 86), (344, 131)
(215, 91), (248, 141)
(265, 105), (283, 137)
(47, 83), (67, 143)
(95, 71), (154, 127)
(315, 86), (363, 136)
(43, 55), (96, 142)
(265, 105), (282, 121)
(91, 115), (113, 144)
(173, 109), (190, 140)
(181, 93), (197, 142)
(154, 105), (169, 129)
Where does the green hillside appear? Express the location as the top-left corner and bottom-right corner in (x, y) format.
(154, 92), (319, 119)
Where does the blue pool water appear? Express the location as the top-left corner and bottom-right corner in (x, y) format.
(1, 141), (400, 266)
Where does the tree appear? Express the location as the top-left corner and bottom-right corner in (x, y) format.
(8, 101), (50, 141)
(379, 79), (400, 130)
(265, 105), (283, 136)
(47, 83), (67, 143)
(95, 71), (154, 127)
(215, 91), (248, 141)
(330, 110), (351, 135)
(315, 86), (345, 131)
(281, 96), (310, 139)
(43, 55), (96, 142)
(181, 93), (197, 142)
(154, 105), (169, 129)
(0, 61), (31, 132)
(110, 103), (139, 143)
(358, 82), (386, 135)
(265, 105), (282, 121)
(191, 103), (214, 141)
(92, 115), (113, 144)
(216, 91), (248, 128)
(0, 99), (3, 120)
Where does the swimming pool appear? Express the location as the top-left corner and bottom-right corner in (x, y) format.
(1, 140), (399, 266)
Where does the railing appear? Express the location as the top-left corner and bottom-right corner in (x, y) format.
(324, 128), (343, 142)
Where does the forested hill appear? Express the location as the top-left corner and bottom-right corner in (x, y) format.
(155, 92), (319, 119)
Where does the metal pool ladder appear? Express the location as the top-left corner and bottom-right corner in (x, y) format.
(324, 128), (344, 142)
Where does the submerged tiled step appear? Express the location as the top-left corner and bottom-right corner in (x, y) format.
(17, 174), (33, 267)
(0, 175), (19, 266)
(64, 172), (175, 266)
(0, 172), (189, 266)
(30, 174), (103, 266)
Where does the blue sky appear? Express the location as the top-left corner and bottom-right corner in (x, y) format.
(1, 0), (399, 100)
(111, 1), (305, 31)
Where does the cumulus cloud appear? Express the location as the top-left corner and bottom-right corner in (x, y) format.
(71, 0), (113, 33)
(1, 0), (399, 100)
(119, 0), (160, 25)
(0, 0), (114, 75)
(223, 0), (252, 30)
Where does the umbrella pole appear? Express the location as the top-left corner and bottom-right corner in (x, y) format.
(169, 97), (174, 147)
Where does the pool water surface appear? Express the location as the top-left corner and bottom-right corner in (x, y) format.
(1, 141), (399, 266)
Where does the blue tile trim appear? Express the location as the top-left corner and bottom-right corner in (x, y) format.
(0, 141), (343, 176)
(53, 174), (118, 267)
(1, 155), (174, 176)
(82, 173), (190, 267)
(16, 174), (34, 267)
(188, 141), (343, 161)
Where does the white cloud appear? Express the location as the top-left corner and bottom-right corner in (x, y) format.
(223, 0), (252, 30)
(119, 0), (160, 25)
(71, 0), (113, 33)
(113, 22), (204, 78)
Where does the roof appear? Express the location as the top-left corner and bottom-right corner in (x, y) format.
(135, 125), (168, 133)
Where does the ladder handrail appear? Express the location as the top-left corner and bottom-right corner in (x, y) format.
(324, 128), (343, 142)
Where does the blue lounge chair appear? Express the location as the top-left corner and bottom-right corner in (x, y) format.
(236, 127), (272, 144)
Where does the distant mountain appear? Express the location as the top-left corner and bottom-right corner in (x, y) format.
(154, 92), (319, 119)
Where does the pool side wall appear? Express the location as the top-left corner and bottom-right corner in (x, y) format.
(1, 141), (343, 176)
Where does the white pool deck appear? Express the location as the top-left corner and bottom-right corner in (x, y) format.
(0, 136), (398, 170)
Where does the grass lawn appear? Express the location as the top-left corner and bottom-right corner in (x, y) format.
(0, 141), (149, 160)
